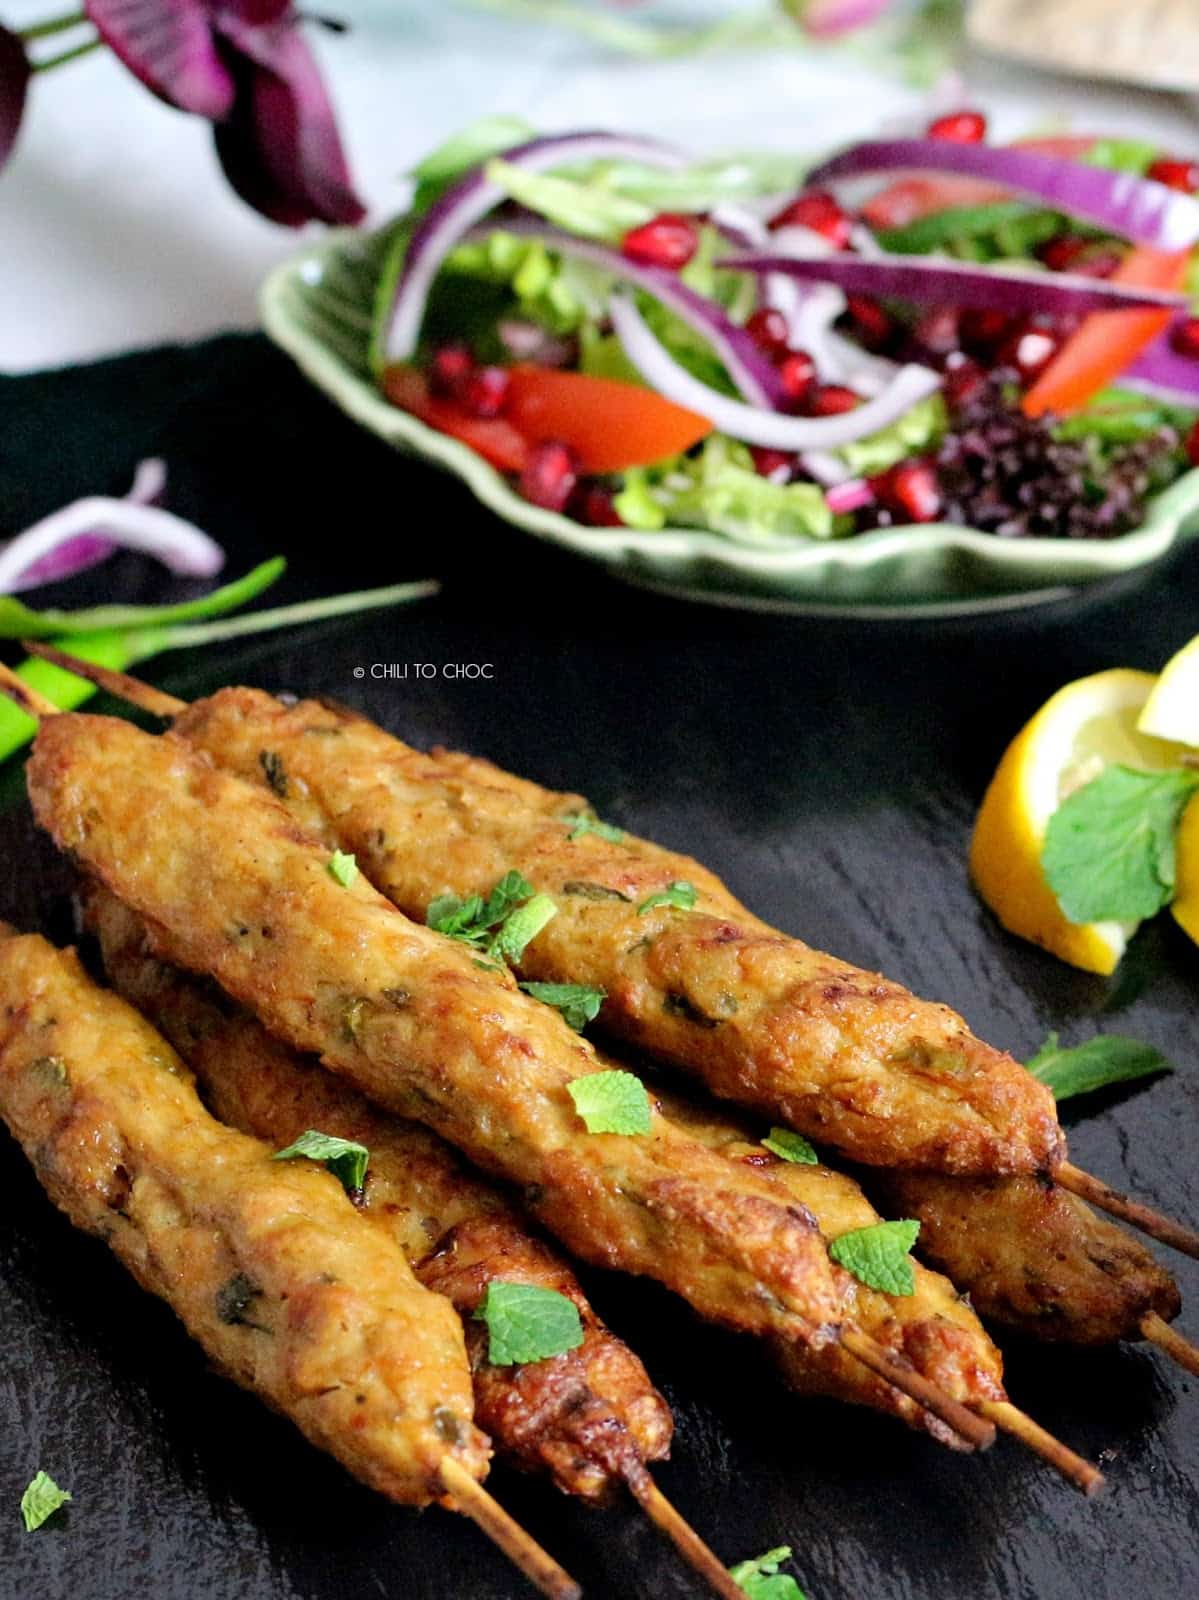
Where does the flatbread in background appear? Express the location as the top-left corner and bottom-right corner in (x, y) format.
(969, 0), (1199, 91)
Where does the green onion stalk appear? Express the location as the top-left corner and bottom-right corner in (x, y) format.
(0, 559), (439, 762)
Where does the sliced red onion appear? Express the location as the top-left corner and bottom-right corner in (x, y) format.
(825, 478), (875, 514)
(609, 292), (941, 449)
(721, 251), (1188, 316)
(793, 0), (892, 37)
(383, 131), (686, 363)
(798, 449), (854, 486)
(710, 204), (768, 249)
(465, 216), (784, 407)
(1123, 332), (1199, 404)
(807, 139), (1199, 252)
(783, 282), (900, 396)
(0, 461), (223, 595)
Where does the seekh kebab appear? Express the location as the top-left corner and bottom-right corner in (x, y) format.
(15, 703), (991, 1448)
(88, 882), (672, 1503)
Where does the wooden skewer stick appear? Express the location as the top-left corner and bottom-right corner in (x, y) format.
(1141, 1313), (1199, 1378)
(1058, 1163), (1199, 1262)
(622, 1466), (745, 1600)
(840, 1328), (995, 1450)
(438, 1457), (581, 1600)
(22, 641), (187, 717)
(0, 665), (63, 721)
(975, 1399), (1104, 1496)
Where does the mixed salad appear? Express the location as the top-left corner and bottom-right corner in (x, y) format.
(370, 113), (1199, 545)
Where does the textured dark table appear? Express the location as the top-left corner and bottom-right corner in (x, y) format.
(1, 335), (1197, 1600)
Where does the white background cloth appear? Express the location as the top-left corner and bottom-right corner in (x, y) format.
(2, 0), (1197, 374)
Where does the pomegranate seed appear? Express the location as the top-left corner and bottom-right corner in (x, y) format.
(778, 350), (817, 404)
(960, 308), (1011, 352)
(749, 447), (795, 479)
(519, 440), (578, 512)
(912, 307), (960, 359)
(873, 458), (943, 522)
(806, 385), (860, 417)
(1039, 235), (1090, 273)
(745, 306), (791, 356)
(621, 213), (698, 269)
(462, 366), (510, 418)
(570, 483), (623, 526)
(1148, 158), (1199, 194)
(768, 190), (852, 249)
(846, 296), (893, 350)
(999, 322), (1061, 382)
(1187, 420), (1199, 467)
(926, 109), (987, 143)
(942, 353), (986, 410)
(1171, 317), (1199, 360)
(430, 342), (474, 397)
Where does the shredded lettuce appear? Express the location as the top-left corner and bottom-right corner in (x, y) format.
(408, 116), (534, 213)
(616, 438), (834, 543)
(484, 159), (652, 241)
(834, 393), (947, 476)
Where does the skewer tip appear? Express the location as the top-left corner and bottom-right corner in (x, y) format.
(1058, 1163), (1199, 1263)
(437, 1456), (581, 1600)
(1141, 1312), (1199, 1379)
(20, 641), (187, 718)
(840, 1327), (996, 1451)
(623, 1465), (746, 1600)
(0, 660), (59, 721)
(976, 1399), (1105, 1497)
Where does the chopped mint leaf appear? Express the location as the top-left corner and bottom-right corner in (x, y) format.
(274, 1129), (369, 1196)
(520, 981), (606, 1032)
(638, 881), (697, 915)
(472, 1281), (584, 1366)
(567, 1069), (652, 1135)
(484, 158), (652, 241)
(490, 893), (557, 962)
(1042, 765), (1199, 924)
(1027, 1031), (1173, 1102)
(828, 1219), (920, 1296)
(729, 1545), (806, 1599)
(564, 812), (625, 843)
(20, 1471), (70, 1532)
(762, 1128), (818, 1165)
(328, 850), (358, 888)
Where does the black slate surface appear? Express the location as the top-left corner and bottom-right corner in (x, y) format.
(1, 334), (1197, 1600)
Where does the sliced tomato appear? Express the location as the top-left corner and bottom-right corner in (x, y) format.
(502, 366), (712, 472)
(1023, 246), (1191, 418)
(381, 365), (530, 473)
(861, 136), (1099, 231)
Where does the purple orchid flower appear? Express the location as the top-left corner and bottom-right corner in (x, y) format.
(0, 1), (364, 226)
(0, 23), (30, 169)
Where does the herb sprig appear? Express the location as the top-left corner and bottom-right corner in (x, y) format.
(473, 1281), (584, 1366)
(20, 1471), (70, 1533)
(274, 1129), (370, 1197)
(567, 1069), (652, 1135)
(1027, 1032), (1173, 1101)
(427, 870), (557, 964)
(829, 1219), (921, 1296)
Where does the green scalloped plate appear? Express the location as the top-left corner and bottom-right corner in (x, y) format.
(260, 228), (1199, 618)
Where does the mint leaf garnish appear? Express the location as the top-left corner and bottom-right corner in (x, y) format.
(828, 1219), (920, 1296)
(520, 981), (605, 1032)
(20, 1471), (70, 1532)
(427, 871), (556, 963)
(1027, 1031), (1173, 1101)
(638, 880), (697, 915)
(563, 812), (625, 843)
(1042, 765), (1199, 924)
(328, 850), (358, 888)
(729, 1546), (806, 1599)
(490, 893), (556, 962)
(567, 1069), (652, 1135)
(472, 1281), (584, 1366)
(762, 1128), (818, 1165)
(274, 1129), (369, 1196)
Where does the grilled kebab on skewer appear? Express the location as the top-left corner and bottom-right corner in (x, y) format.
(12, 700), (991, 1450)
(89, 882), (672, 1503)
(0, 928), (584, 1600)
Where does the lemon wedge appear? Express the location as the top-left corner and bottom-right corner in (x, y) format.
(1137, 635), (1199, 747)
(1172, 793), (1199, 947)
(970, 668), (1188, 975)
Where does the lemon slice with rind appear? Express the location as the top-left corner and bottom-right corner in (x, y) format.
(1138, 635), (1199, 748)
(970, 668), (1189, 975)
